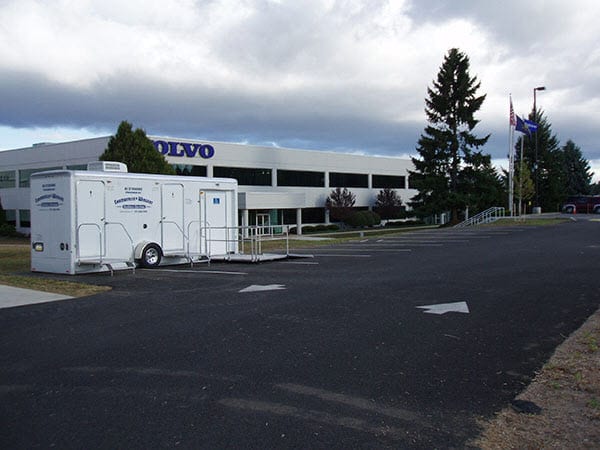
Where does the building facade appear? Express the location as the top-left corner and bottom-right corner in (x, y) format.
(0, 136), (417, 234)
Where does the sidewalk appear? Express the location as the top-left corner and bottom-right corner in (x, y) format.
(0, 284), (73, 309)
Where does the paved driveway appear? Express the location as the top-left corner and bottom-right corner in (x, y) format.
(1, 220), (599, 448)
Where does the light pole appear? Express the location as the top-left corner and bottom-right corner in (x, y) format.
(533, 86), (545, 213)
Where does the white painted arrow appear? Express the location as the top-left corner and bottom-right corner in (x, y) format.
(416, 301), (470, 315)
(239, 284), (286, 293)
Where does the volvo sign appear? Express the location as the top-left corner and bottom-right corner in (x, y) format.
(153, 140), (215, 159)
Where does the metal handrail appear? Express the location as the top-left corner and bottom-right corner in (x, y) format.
(455, 207), (505, 227)
(76, 222), (102, 262)
(160, 219), (187, 253)
(76, 221), (135, 265)
(104, 222), (135, 264)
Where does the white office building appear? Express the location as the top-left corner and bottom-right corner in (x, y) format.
(0, 136), (417, 234)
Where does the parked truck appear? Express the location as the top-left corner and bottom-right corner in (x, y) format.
(561, 195), (600, 214)
(30, 162), (238, 274)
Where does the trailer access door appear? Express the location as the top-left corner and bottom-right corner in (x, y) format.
(201, 190), (235, 256)
(161, 183), (185, 254)
(76, 180), (105, 261)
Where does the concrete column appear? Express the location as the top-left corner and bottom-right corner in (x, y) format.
(272, 168), (277, 187)
(296, 208), (302, 235)
(325, 208), (330, 225)
(206, 165), (213, 177)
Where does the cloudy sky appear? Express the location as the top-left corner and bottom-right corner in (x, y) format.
(1, 0), (599, 180)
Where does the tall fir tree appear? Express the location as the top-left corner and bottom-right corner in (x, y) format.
(560, 139), (592, 196)
(409, 48), (491, 223)
(100, 121), (176, 175)
(518, 110), (561, 211)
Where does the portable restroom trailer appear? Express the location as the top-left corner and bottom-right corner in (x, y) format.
(30, 163), (238, 274)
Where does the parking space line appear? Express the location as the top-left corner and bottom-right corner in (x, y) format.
(142, 268), (248, 275)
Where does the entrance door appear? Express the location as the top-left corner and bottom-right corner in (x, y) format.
(76, 180), (105, 259)
(161, 184), (185, 253)
(256, 213), (271, 236)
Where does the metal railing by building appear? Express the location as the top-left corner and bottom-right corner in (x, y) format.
(454, 207), (505, 227)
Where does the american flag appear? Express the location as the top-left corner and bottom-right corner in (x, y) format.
(509, 96), (516, 127)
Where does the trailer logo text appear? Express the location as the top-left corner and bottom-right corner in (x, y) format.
(35, 193), (64, 210)
(115, 187), (154, 212)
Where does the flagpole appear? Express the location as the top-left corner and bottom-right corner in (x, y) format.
(508, 95), (515, 217)
(518, 136), (524, 216)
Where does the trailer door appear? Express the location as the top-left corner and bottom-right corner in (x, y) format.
(161, 183), (185, 254)
(202, 190), (231, 255)
(76, 180), (105, 260)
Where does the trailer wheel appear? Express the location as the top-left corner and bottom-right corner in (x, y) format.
(140, 243), (162, 268)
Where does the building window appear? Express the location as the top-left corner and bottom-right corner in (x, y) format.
(281, 209), (297, 225)
(214, 167), (271, 186)
(4, 209), (16, 226)
(277, 170), (325, 187)
(302, 207), (326, 224)
(0, 170), (16, 188)
(19, 167), (61, 188)
(19, 209), (30, 228)
(173, 165), (207, 177)
(372, 174), (406, 189)
(329, 172), (368, 188)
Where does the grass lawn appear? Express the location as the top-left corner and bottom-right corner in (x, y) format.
(0, 238), (111, 297)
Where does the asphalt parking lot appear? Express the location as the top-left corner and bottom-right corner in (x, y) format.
(2, 219), (599, 449)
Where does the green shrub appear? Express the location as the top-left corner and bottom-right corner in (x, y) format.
(298, 224), (340, 234)
(345, 210), (381, 228)
(0, 222), (18, 237)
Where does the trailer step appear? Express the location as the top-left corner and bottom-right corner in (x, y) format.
(77, 258), (136, 276)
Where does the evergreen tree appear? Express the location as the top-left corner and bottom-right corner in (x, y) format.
(458, 152), (504, 215)
(409, 48), (490, 223)
(561, 139), (592, 195)
(325, 187), (356, 222)
(100, 121), (175, 175)
(519, 110), (561, 211)
(374, 188), (404, 219)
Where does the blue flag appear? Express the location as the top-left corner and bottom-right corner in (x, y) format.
(515, 115), (539, 135)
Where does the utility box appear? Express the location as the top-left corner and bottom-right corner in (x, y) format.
(30, 163), (238, 274)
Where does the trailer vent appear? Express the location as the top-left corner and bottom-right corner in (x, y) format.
(87, 161), (128, 173)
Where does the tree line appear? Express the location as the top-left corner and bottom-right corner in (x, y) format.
(408, 48), (597, 223)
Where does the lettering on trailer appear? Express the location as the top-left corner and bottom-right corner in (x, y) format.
(114, 186), (154, 213)
(153, 140), (215, 159)
(35, 184), (64, 210)
(35, 193), (65, 210)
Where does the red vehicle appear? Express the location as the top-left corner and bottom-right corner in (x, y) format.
(561, 195), (600, 214)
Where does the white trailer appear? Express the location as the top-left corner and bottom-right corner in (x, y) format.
(30, 162), (238, 274)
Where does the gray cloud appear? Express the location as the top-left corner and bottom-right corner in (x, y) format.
(0, 0), (599, 173)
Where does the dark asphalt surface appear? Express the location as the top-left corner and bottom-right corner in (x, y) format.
(2, 219), (599, 449)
